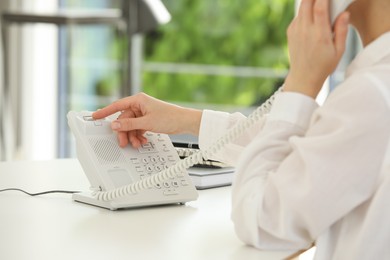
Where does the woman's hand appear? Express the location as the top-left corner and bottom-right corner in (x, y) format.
(284, 0), (350, 98)
(92, 93), (202, 148)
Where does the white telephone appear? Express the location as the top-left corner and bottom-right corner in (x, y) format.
(67, 0), (355, 210)
(68, 112), (198, 210)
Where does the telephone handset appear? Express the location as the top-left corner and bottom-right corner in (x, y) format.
(330, 0), (355, 25)
(68, 0), (354, 210)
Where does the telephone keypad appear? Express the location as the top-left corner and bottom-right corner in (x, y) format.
(129, 136), (188, 196)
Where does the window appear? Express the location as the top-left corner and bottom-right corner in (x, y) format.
(59, 0), (122, 156)
(143, 0), (293, 110)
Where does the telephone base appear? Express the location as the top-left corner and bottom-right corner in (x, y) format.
(72, 192), (188, 211)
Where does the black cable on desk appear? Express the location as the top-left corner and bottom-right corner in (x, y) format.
(0, 188), (80, 196)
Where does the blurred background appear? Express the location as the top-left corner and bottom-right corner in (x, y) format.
(0, 0), (360, 161)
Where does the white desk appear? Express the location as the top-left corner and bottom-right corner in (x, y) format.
(0, 159), (295, 260)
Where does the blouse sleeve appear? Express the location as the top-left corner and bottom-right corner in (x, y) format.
(231, 76), (390, 250)
(198, 109), (263, 166)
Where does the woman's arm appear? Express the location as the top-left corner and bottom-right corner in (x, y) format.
(92, 92), (202, 148)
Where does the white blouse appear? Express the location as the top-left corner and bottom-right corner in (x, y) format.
(199, 32), (390, 260)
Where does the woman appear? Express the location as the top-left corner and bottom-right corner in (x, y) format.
(93, 0), (390, 258)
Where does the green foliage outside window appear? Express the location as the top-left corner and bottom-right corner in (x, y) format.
(143, 0), (294, 106)
(61, 0), (294, 108)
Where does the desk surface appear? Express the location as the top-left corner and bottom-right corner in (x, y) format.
(0, 159), (294, 260)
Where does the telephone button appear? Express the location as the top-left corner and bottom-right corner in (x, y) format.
(163, 182), (171, 188)
(138, 142), (157, 153)
(94, 121), (103, 126)
(172, 181), (179, 187)
(142, 143), (153, 149)
(155, 165), (163, 171)
(142, 158), (149, 164)
(83, 116), (93, 121)
(159, 157), (166, 163)
(181, 180), (189, 186)
(163, 189), (178, 196)
(150, 157), (158, 163)
(82, 119), (111, 135)
(146, 166), (153, 172)
(131, 158), (141, 164)
(154, 183), (162, 189)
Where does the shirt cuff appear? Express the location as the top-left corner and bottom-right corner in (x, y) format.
(269, 92), (319, 130)
(199, 109), (230, 150)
